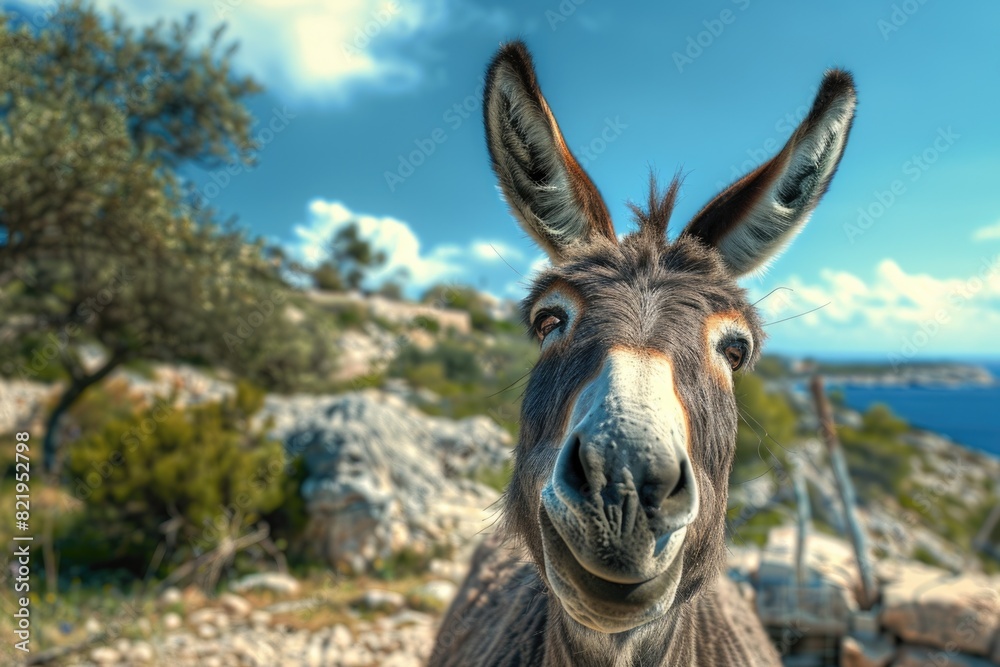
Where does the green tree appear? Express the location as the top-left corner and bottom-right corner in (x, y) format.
(0, 4), (334, 472)
(316, 222), (387, 291)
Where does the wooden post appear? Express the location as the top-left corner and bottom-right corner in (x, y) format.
(973, 500), (1000, 560)
(810, 375), (878, 610)
(792, 467), (811, 590)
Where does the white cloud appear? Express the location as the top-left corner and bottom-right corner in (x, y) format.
(24, 0), (508, 100)
(291, 199), (526, 293)
(470, 241), (524, 264)
(753, 256), (1000, 356)
(973, 219), (1000, 242)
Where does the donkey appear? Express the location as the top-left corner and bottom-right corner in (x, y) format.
(429, 41), (855, 667)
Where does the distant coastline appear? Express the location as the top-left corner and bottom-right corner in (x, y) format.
(777, 359), (1000, 457)
(788, 359), (998, 389)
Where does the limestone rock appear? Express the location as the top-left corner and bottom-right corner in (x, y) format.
(258, 390), (510, 572)
(879, 560), (1000, 656)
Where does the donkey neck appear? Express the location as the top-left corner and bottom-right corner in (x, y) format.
(541, 588), (699, 666)
(540, 572), (766, 667)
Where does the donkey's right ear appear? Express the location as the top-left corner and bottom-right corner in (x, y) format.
(484, 41), (616, 263)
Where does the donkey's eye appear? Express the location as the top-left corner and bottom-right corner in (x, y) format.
(722, 341), (748, 371)
(533, 310), (564, 342)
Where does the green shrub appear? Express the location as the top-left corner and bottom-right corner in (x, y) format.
(61, 381), (301, 578)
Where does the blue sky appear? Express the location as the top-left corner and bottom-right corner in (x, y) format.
(11, 0), (1000, 360)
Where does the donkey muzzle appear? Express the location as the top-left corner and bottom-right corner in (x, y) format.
(539, 348), (699, 632)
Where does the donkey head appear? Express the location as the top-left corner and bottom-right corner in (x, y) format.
(485, 42), (855, 634)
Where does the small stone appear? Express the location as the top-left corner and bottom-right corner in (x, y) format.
(162, 612), (183, 631)
(230, 572), (300, 597)
(129, 640), (155, 663)
(84, 617), (102, 635)
(219, 592), (252, 617)
(359, 589), (405, 612)
(414, 580), (457, 607)
(249, 609), (272, 628)
(196, 622), (217, 639)
(158, 586), (183, 606)
(182, 585), (208, 609)
(188, 608), (217, 626)
(89, 646), (120, 664)
(331, 623), (352, 649)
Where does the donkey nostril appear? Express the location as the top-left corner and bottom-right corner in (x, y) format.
(668, 461), (689, 499)
(641, 460), (689, 511)
(563, 435), (591, 495)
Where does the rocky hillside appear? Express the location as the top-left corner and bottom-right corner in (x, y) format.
(3, 288), (999, 666)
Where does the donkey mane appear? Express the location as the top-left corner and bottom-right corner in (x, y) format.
(627, 174), (682, 240)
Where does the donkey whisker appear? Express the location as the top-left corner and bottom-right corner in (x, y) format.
(490, 243), (523, 277)
(762, 301), (830, 327)
(751, 285), (794, 307)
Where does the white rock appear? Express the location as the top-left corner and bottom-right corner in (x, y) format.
(219, 592), (253, 617)
(129, 640), (155, 663)
(414, 580), (457, 607)
(360, 589), (405, 612)
(159, 586), (183, 606)
(257, 390), (510, 572)
(162, 612), (183, 631)
(197, 623), (218, 639)
(230, 572), (300, 597)
(84, 617), (102, 634)
(331, 623), (353, 649)
(879, 560), (1000, 656)
(89, 646), (120, 664)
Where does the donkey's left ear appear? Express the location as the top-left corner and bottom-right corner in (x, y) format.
(681, 70), (856, 277)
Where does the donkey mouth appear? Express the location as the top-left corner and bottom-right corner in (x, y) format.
(538, 499), (687, 634)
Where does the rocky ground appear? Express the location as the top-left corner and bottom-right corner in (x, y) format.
(53, 574), (452, 667)
(5, 358), (1000, 666)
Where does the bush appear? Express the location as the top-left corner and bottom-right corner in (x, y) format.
(61, 381), (302, 579)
